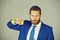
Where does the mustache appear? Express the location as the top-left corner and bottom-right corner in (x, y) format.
(32, 20), (37, 21)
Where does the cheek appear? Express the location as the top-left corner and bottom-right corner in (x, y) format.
(30, 16), (34, 20)
(36, 17), (40, 20)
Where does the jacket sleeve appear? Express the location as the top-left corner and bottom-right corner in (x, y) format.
(7, 20), (24, 31)
(48, 27), (54, 40)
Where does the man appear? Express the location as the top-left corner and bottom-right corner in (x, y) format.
(7, 5), (54, 40)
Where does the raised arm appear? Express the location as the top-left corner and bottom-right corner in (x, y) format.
(7, 19), (24, 31)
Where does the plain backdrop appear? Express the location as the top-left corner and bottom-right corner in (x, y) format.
(0, 0), (60, 40)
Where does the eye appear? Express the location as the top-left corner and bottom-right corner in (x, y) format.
(36, 15), (39, 17)
(31, 15), (34, 17)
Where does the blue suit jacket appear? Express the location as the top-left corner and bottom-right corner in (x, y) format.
(7, 20), (54, 40)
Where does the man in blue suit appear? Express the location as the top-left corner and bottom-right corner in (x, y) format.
(7, 6), (54, 40)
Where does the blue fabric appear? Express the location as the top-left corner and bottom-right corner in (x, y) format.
(7, 20), (54, 40)
(29, 26), (36, 40)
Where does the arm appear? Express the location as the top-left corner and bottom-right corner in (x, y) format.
(48, 27), (54, 40)
(7, 19), (24, 31)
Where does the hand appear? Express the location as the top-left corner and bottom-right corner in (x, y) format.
(15, 19), (24, 25)
(15, 19), (20, 25)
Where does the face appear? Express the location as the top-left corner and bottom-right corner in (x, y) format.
(29, 10), (41, 25)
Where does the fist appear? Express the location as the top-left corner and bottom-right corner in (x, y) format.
(15, 19), (24, 25)
(15, 19), (21, 25)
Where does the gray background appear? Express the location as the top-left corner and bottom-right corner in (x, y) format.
(0, 0), (60, 40)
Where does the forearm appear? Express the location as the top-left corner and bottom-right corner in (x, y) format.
(7, 19), (24, 31)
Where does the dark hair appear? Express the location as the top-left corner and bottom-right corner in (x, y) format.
(29, 5), (41, 14)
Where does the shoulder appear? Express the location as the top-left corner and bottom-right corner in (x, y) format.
(41, 22), (53, 30)
(23, 20), (32, 26)
(24, 20), (31, 24)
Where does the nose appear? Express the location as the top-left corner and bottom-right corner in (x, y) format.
(33, 16), (36, 20)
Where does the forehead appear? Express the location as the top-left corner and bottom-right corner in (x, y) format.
(30, 10), (40, 15)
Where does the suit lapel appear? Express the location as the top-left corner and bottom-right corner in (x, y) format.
(37, 22), (45, 40)
(24, 21), (32, 39)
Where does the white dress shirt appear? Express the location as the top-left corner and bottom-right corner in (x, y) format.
(26, 21), (41, 40)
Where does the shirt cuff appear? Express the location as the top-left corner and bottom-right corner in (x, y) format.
(11, 19), (24, 25)
(20, 20), (24, 25)
(11, 19), (16, 25)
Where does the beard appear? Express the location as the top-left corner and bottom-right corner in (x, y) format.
(30, 19), (40, 25)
